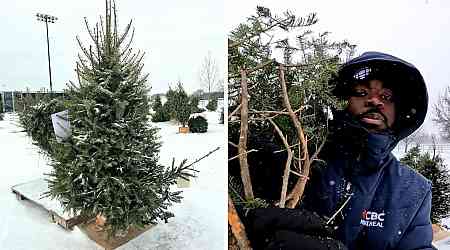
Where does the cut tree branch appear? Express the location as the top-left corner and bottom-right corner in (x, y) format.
(267, 118), (292, 208)
(238, 69), (254, 199)
(228, 195), (252, 250)
(277, 64), (311, 208)
(229, 59), (275, 79)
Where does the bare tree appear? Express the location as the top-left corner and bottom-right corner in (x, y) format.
(199, 51), (220, 94)
(402, 127), (425, 153)
(434, 86), (450, 140)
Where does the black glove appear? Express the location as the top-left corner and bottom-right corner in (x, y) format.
(265, 230), (348, 250)
(245, 208), (347, 250)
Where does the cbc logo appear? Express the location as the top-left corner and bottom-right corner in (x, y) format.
(360, 210), (385, 228)
(362, 210), (385, 221)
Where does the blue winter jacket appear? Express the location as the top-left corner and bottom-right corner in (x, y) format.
(302, 122), (433, 250)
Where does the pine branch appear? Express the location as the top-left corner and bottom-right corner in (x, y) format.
(185, 146), (221, 169)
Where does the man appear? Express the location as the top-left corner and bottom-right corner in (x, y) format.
(247, 52), (433, 250)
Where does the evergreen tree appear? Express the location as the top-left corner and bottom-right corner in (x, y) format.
(46, 0), (194, 236)
(168, 82), (191, 127)
(188, 116), (208, 133)
(189, 95), (202, 113)
(152, 95), (163, 111)
(151, 95), (170, 122)
(399, 145), (422, 171)
(400, 147), (450, 223)
(164, 87), (178, 119)
(18, 98), (66, 154)
(206, 98), (218, 111)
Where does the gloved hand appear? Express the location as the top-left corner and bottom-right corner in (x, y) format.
(245, 208), (347, 250)
(265, 230), (347, 250)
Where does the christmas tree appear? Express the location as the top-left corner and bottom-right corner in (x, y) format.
(165, 82), (191, 127)
(19, 98), (65, 154)
(206, 98), (217, 111)
(151, 95), (170, 122)
(46, 0), (194, 236)
(401, 146), (450, 223)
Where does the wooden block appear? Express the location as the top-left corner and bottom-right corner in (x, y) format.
(50, 211), (90, 230)
(178, 127), (189, 133)
(78, 219), (154, 250)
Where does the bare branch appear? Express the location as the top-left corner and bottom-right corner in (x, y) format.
(249, 106), (306, 116)
(273, 142), (301, 153)
(326, 193), (353, 225)
(229, 141), (239, 148)
(289, 170), (309, 180)
(228, 103), (242, 119)
(267, 118), (292, 208)
(229, 59), (275, 79)
(228, 15), (296, 49)
(238, 69), (254, 199)
(277, 64), (311, 208)
(229, 149), (259, 161)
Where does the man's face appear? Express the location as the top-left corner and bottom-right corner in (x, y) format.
(347, 79), (396, 132)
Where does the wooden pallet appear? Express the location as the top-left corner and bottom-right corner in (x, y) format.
(11, 178), (88, 230)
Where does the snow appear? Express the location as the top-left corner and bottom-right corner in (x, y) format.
(0, 112), (226, 250)
(11, 178), (76, 220)
(436, 239), (450, 250)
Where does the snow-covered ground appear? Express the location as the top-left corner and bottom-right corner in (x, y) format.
(0, 112), (226, 250)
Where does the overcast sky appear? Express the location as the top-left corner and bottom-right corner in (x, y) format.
(0, 0), (226, 95)
(225, 0), (450, 134)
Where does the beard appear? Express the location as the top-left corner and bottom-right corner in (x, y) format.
(325, 110), (396, 176)
(354, 107), (390, 131)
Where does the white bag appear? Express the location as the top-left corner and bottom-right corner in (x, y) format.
(51, 110), (71, 142)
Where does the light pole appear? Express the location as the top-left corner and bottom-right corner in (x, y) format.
(36, 13), (57, 94)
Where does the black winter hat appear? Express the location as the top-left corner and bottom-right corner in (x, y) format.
(330, 51), (428, 140)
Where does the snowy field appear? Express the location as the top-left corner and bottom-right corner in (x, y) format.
(0, 112), (226, 250)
